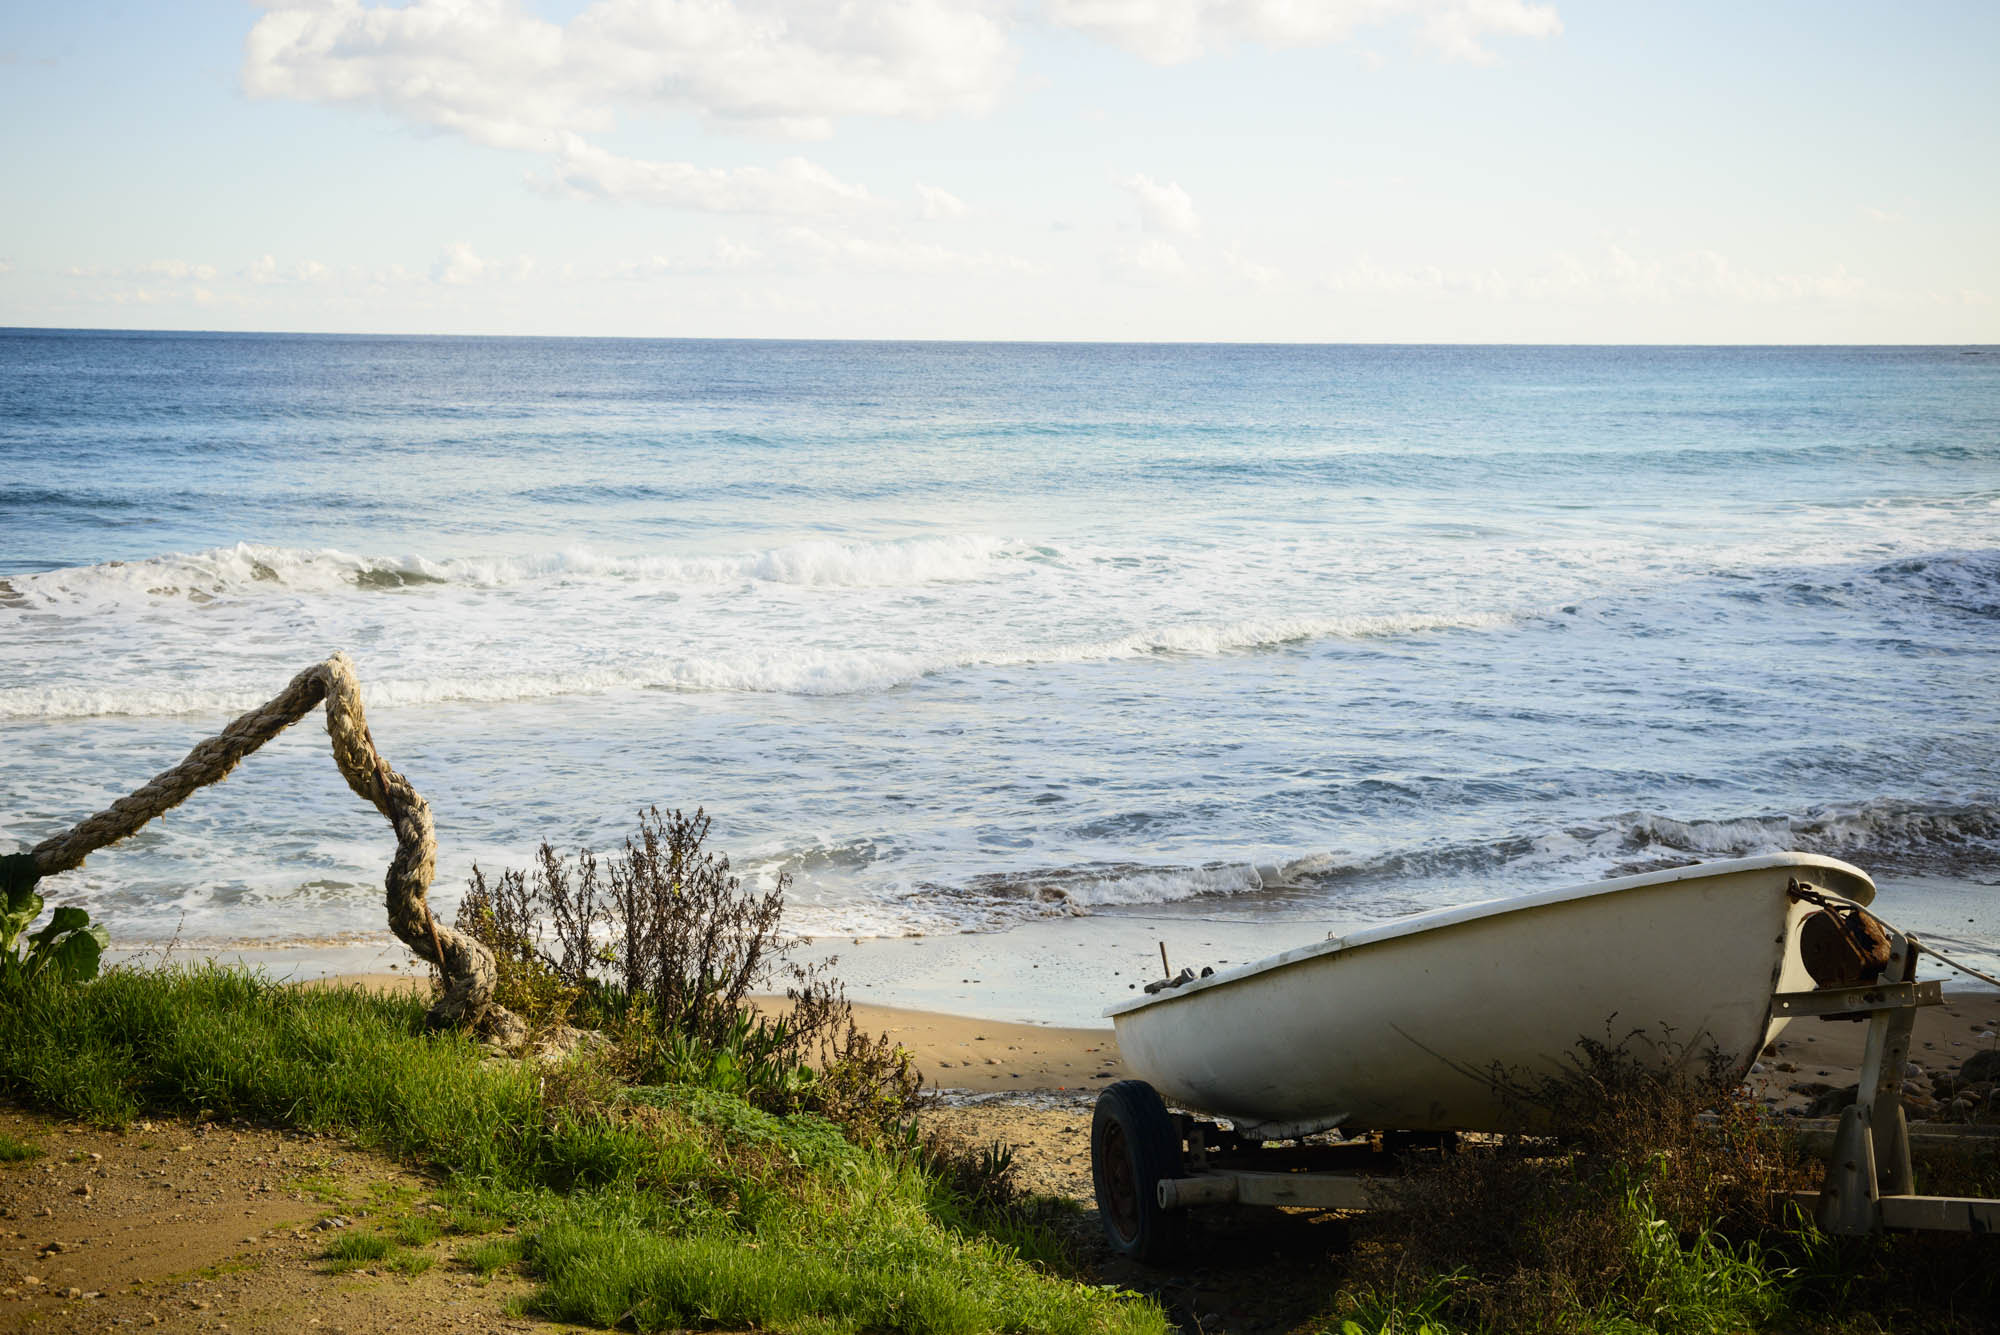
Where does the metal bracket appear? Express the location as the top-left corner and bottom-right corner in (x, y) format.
(1771, 980), (1941, 1018)
(1798, 931), (1998, 1234)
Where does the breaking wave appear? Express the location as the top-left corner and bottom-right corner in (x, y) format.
(1280, 797), (2000, 894)
(0, 608), (1514, 720)
(822, 797), (2000, 935)
(0, 535), (1028, 607)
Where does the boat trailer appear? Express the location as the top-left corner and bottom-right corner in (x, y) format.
(1092, 932), (1999, 1262)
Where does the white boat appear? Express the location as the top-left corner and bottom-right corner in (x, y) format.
(1105, 852), (1877, 1138)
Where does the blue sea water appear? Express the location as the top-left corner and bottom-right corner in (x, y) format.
(2, 330), (1997, 982)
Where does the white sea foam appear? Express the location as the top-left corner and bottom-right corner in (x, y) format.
(0, 535), (1024, 609)
(0, 605), (1516, 720)
(791, 797), (2000, 937)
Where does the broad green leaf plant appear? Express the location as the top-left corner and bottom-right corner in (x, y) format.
(1, 852), (107, 985)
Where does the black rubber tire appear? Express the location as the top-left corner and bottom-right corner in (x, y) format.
(1091, 1079), (1185, 1264)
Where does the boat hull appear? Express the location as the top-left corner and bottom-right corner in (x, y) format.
(1107, 853), (1876, 1136)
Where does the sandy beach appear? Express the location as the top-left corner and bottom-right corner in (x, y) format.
(215, 958), (2000, 1109)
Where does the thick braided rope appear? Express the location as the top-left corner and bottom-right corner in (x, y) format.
(26, 654), (500, 1030)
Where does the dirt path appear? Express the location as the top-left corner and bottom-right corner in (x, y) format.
(0, 1107), (566, 1335)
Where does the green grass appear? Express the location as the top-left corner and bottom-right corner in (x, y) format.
(0, 1132), (41, 1162)
(390, 1213), (445, 1248)
(1327, 1206), (1792, 1335)
(460, 1235), (528, 1276)
(323, 1231), (395, 1270)
(446, 1205), (505, 1236)
(0, 964), (1164, 1335)
(387, 1249), (438, 1277)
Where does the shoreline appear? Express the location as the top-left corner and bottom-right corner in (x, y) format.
(105, 895), (2000, 1035)
(306, 966), (2000, 1119)
(95, 860), (2000, 1033)
(101, 912), (1350, 1030)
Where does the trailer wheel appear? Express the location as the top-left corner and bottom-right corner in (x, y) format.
(1092, 1080), (1185, 1263)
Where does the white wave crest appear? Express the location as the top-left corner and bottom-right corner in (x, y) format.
(1618, 799), (2000, 865)
(1273, 798), (2000, 896)
(0, 606), (1515, 721)
(0, 535), (1022, 609)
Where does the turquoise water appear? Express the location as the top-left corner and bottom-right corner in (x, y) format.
(3, 332), (1996, 981)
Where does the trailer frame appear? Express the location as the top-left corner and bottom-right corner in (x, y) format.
(1097, 929), (1998, 1257)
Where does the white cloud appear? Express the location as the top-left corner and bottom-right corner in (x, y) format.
(538, 139), (877, 213)
(429, 244), (534, 285)
(245, 0), (924, 213)
(1861, 206), (1906, 224)
(143, 259), (219, 281)
(237, 0), (1563, 223)
(1320, 245), (1870, 305)
(608, 238), (768, 278)
(1222, 244), (1278, 285)
(431, 243), (486, 286)
(600, 228), (1035, 279)
(245, 0), (1016, 143)
(1046, 0), (1560, 65)
(1118, 172), (1200, 236)
(1417, 0), (1561, 64)
(1102, 238), (1187, 284)
(61, 260), (221, 281)
(776, 226), (1038, 275)
(244, 254), (336, 285)
(917, 184), (968, 219)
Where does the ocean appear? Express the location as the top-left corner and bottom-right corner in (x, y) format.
(3, 331), (1997, 1000)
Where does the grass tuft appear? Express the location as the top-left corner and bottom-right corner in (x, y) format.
(459, 1236), (527, 1276)
(322, 1231), (394, 1270)
(0, 1132), (41, 1162)
(390, 1214), (445, 1248)
(387, 1249), (438, 1277)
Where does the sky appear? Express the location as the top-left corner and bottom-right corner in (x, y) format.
(0, 1), (1995, 342)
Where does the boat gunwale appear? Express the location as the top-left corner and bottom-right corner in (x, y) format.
(1103, 851), (1876, 1020)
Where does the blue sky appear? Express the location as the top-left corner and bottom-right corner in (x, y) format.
(2, 1), (1994, 340)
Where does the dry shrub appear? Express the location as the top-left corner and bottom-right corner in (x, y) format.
(608, 808), (782, 1048)
(456, 852), (582, 1029)
(457, 807), (781, 1039)
(774, 961), (926, 1132)
(1353, 1030), (1817, 1334)
(457, 808), (926, 1137)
